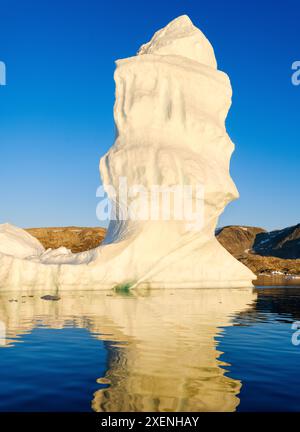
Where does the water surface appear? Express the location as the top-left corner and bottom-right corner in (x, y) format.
(0, 286), (299, 411)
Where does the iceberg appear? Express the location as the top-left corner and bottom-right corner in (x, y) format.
(0, 16), (256, 291)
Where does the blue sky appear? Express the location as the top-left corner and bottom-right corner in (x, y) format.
(0, 0), (299, 230)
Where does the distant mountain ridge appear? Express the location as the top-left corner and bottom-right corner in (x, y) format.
(253, 224), (300, 259)
(216, 224), (300, 260)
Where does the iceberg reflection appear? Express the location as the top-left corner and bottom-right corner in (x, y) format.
(0, 288), (256, 411)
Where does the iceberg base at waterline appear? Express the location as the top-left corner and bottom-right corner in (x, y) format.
(0, 222), (255, 292)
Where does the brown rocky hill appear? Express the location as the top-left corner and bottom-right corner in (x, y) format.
(216, 225), (265, 256)
(216, 225), (300, 278)
(26, 227), (106, 253)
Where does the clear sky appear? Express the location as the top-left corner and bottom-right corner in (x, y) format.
(0, 0), (299, 230)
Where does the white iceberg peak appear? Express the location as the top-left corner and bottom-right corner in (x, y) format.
(137, 15), (217, 68)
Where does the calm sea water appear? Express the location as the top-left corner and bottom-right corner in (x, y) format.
(0, 286), (299, 412)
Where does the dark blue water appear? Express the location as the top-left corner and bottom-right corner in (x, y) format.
(218, 287), (300, 412)
(0, 287), (299, 412)
(0, 327), (109, 411)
